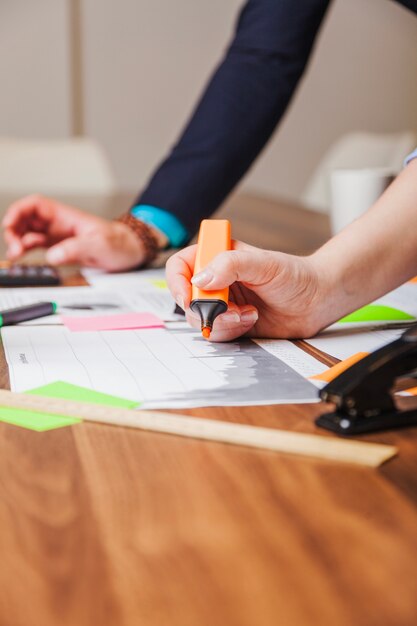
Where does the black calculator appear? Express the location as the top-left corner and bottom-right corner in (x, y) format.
(0, 264), (60, 287)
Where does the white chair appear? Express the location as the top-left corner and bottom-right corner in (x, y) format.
(0, 137), (117, 197)
(302, 131), (417, 212)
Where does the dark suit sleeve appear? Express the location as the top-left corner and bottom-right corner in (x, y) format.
(135, 0), (331, 237)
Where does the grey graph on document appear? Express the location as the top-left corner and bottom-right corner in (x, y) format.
(134, 329), (318, 408)
(1, 326), (318, 407)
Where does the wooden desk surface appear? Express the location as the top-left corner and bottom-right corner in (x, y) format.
(0, 193), (417, 626)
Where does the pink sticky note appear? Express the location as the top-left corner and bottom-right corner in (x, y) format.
(61, 313), (164, 332)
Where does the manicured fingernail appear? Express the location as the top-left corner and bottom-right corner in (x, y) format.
(191, 270), (213, 287)
(46, 248), (65, 264)
(221, 311), (240, 323)
(241, 310), (258, 324)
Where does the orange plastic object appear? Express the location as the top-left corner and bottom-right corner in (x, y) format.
(191, 219), (231, 305)
(310, 352), (369, 383)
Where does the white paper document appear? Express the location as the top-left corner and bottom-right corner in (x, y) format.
(81, 267), (167, 288)
(1, 326), (319, 408)
(305, 328), (403, 362)
(0, 282), (179, 323)
(82, 268), (181, 321)
(254, 339), (328, 378)
(0, 286), (131, 324)
(376, 281), (417, 318)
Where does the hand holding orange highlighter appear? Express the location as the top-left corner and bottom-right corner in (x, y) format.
(166, 219), (321, 342)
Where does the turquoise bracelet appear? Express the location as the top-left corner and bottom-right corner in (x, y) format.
(131, 205), (189, 248)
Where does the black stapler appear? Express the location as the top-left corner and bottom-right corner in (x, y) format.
(316, 324), (417, 435)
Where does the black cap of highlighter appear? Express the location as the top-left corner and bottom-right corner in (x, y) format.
(189, 299), (228, 338)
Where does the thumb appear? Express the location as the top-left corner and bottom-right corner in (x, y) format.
(46, 236), (90, 266)
(191, 249), (275, 290)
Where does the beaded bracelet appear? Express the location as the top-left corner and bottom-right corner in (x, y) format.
(117, 212), (159, 266)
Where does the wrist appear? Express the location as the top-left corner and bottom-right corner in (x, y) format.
(130, 204), (188, 248)
(308, 248), (360, 327)
(285, 253), (337, 336)
(108, 222), (148, 269)
(146, 223), (169, 249)
(116, 212), (159, 266)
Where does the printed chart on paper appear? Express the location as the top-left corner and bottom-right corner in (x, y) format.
(1, 326), (318, 408)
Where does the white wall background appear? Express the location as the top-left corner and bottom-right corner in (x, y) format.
(244, 0), (417, 200)
(0, 0), (416, 205)
(0, 0), (71, 138)
(81, 0), (242, 191)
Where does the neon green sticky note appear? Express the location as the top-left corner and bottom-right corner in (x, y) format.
(0, 406), (80, 432)
(149, 278), (168, 290)
(338, 304), (415, 324)
(0, 381), (138, 432)
(29, 381), (139, 409)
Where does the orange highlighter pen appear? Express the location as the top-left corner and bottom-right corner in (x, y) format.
(190, 219), (231, 339)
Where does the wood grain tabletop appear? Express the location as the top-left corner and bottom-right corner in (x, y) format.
(0, 192), (416, 626)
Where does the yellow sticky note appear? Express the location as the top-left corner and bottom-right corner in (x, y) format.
(149, 279), (168, 290)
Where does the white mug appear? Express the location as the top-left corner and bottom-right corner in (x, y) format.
(329, 167), (395, 235)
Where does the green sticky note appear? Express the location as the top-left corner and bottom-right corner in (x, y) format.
(149, 278), (168, 290)
(0, 381), (138, 432)
(338, 304), (415, 324)
(0, 406), (80, 432)
(29, 381), (139, 409)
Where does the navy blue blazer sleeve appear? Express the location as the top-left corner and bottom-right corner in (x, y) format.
(135, 0), (331, 237)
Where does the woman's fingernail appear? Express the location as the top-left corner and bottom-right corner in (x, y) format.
(191, 269), (213, 287)
(221, 311), (240, 323)
(241, 310), (258, 324)
(46, 248), (65, 264)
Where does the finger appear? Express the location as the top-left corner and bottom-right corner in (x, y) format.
(208, 304), (258, 342)
(191, 246), (276, 291)
(184, 312), (203, 331)
(46, 233), (115, 267)
(19, 232), (48, 251)
(165, 241), (255, 308)
(46, 237), (87, 265)
(185, 303), (259, 342)
(2, 194), (53, 230)
(4, 228), (24, 259)
(165, 244), (198, 310)
(5, 229), (48, 258)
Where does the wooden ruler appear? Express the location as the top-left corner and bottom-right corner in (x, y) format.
(0, 389), (397, 467)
